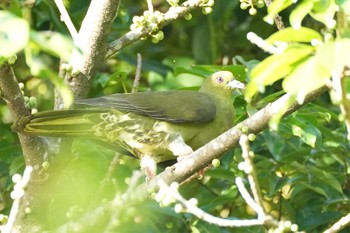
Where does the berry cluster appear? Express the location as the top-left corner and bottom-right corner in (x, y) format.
(240, 0), (265, 15)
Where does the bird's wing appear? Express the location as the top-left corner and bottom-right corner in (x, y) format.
(75, 91), (216, 123)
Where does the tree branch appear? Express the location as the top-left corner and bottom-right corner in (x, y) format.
(0, 63), (47, 166)
(55, 0), (121, 108)
(105, 0), (209, 58)
(0, 63), (48, 232)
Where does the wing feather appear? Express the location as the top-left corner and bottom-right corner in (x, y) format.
(75, 91), (216, 123)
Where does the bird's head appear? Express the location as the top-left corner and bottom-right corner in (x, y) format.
(199, 71), (245, 97)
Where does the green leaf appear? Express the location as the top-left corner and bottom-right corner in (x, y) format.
(245, 44), (314, 102)
(289, 0), (314, 29)
(263, 131), (286, 160)
(300, 182), (329, 198)
(313, 0), (332, 13)
(0, 11), (29, 57)
(337, 0), (350, 14)
(30, 31), (74, 61)
(290, 116), (322, 147)
(2, 0), (22, 17)
(192, 220), (221, 233)
(311, 168), (344, 195)
(267, 27), (323, 44)
(283, 56), (330, 103)
(162, 56), (195, 70)
(309, 0), (337, 27)
(316, 39), (350, 74)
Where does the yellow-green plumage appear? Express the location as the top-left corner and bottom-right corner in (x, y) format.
(15, 71), (244, 177)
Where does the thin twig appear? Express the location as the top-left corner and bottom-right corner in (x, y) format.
(323, 212), (350, 233)
(147, 0), (154, 14)
(105, 0), (207, 58)
(263, 0), (285, 30)
(54, 0), (79, 42)
(132, 53), (142, 93)
(97, 153), (122, 197)
(56, 0), (120, 107)
(235, 177), (265, 219)
(239, 135), (265, 210)
(157, 180), (270, 227)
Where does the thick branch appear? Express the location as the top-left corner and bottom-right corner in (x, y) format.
(0, 63), (46, 166)
(56, 0), (120, 107)
(0, 63), (47, 232)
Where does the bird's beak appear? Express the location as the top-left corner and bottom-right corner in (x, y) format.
(228, 79), (245, 90)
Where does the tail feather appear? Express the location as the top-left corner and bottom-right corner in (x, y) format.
(14, 110), (106, 137)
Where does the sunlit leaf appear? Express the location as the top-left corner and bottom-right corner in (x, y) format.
(283, 56), (330, 103)
(290, 116), (322, 147)
(309, 0), (337, 28)
(289, 0), (314, 29)
(267, 27), (323, 43)
(0, 11), (29, 57)
(316, 39), (350, 73)
(245, 45), (314, 102)
(313, 0), (331, 13)
(336, 0), (350, 14)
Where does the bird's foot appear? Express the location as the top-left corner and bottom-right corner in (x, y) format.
(167, 136), (193, 159)
(140, 155), (157, 181)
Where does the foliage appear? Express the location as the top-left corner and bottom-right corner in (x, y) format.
(0, 0), (350, 232)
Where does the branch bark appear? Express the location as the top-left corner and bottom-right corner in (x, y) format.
(0, 63), (47, 232)
(105, 0), (209, 58)
(55, 0), (121, 108)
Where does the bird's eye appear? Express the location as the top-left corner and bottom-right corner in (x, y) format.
(216, 76), (224, 83)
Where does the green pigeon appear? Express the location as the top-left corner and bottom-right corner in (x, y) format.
(15, 71), (244, 178)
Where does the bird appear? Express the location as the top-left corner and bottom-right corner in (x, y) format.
(15, 71), (245, 178)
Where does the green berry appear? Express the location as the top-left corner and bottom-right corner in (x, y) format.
(71, 68), (80, 76)
(0, 214), (8, 224)
(257, 0), (265, 8)
(151, 37), (159, 44)
(25, 207), (31, 214)
(241, 126), (249, 134)
(212, 158), (220, 167)
(249, 7), (257, 15)
(174, 204), (184, 213)
(28, 96), (37, 109)
(7, 55), (17, 65)
(156, 31), (164, 40)
(42, 161), (50, 169)
(248, 133), (256, 141)
(202, 7), (213, 15)
(184, 13), (192, 20)
(240, 2), (250, 10)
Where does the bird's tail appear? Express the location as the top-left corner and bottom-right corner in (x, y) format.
(13, 110), (105, 137)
